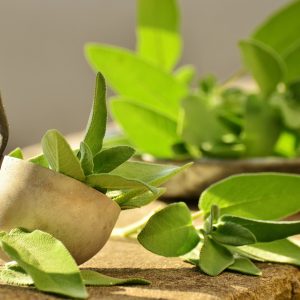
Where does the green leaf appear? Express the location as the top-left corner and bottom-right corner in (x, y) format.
(220, 215), (300, 243)
(8, 148), (23, 159)
(137, 0), (181, 71)
(174, 65), (196, 85)
(236, 239), (300, 266)
(283, 40), (300, 83)
(0, 229), (87, 299)
(86, 173), (154, 192)
(252, 0), (300, 56)
(111, 160), (192, 187)
(203, 205), (220, 234)
(82, 72), (107, 156)
(227, 257), (261, 276)
(200, 173), (300, 220)
(42, 129), (85, 181)
(85, 44), (188, 119)
(274, 131), (297, 157)
(239, 39), (285, 96)
(0, 266), (33, 286)
(199, 237), (234, 276)
(79, 142), (94, 175)
(243, 95), (281, 156)
(211, 222), (256, 246)
(93, 146), (135, 173)
(81, 270), (150, 286)
(138, 202), (200, 257)
(29, 154), (49, 168)
(110, 99), (179, 158)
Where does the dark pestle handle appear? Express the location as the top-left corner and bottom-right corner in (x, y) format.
(0, 94), (9, 162)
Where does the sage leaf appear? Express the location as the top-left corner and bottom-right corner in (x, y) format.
(42, 129), (85, 181)
(227, 257), (261, 276)
(212, 222), (256, 246)
(283, 41), (300, 83)
(29, 153), (49, 168)
(137, 202), (200, 257)
(8, 147), (23, 159)
(239, 39), (285, 96)
(85, 44), (188, 119)
(93, 146), (135, 173)
(110, 99), (179, 158)
(200, 173), (300, 220)
(79, 142), (94, 176)
(0, 229), (87, 299)
(203, 204), (220, 234)
(81, 270), (150, 286)
(137, 0), (181, 71)
(0, 266), (33, 286)
(220, 215), (300, 243)
(174, 65), (196, 85)
(199, 237), (234, 276)
(82, 72), (107, 156)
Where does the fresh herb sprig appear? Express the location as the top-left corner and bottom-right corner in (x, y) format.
(8, 72), (190, 210)
(137, 173), (300, 276)
(85, 0), (300, 160)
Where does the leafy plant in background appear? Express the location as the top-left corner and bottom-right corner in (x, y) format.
(138, 173), (300, 276)
(85, 0), (300, 159)
(2, 72), (190, 298)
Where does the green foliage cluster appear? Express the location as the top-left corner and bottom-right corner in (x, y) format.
(138, 173), (300, 276)
(85, 0), (300, 159)
(9, 73), (190, 210)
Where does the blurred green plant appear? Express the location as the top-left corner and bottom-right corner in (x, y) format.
(85, 0), (300, 160)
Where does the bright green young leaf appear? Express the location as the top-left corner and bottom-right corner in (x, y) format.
(29, 153), (49, 168)
(111, 160), (192, 187)
(252, 0), (300, 55)
(81, 270), (150, 286)
(0, 229), (87, 299)
(8, 147), (23, 159)
(85, 44), (188, 119)
(239, 39), (285, 96)
(220, 215), (300, 243)
(211, 222), (256, 246)
(110, 99), (179, 158)
(79, 142), (94, 175)
(274, 131), (297, 158)
(137, 0), (181, 71)
(93, 146), (135, 173)
(199, 237), (234, 276)
(243, 95), (281, 156)
(174, 65), (196, 85)
(200, 173), (300, 220)
(236, 239), (300, 266)
(0, 265), (33, 286)
(227, 257), (261, 276)
(203, 204), (220, 234)
(82, 72), (107, 156)
(42, 130), (85, 181)
(283, 40), (300, 83)
(138, 202), (200, 257)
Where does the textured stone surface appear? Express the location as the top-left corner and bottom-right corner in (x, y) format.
(1, 238), (300, 299)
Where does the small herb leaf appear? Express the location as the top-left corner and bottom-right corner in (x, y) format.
(79, 142), (94, 175)
(29, 154), (49, 168)
(8, 148), (23, 159)
(0, 266), (33, 286)
(227, 257), (262, 276)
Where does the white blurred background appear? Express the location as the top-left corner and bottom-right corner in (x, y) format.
(0, 0), (286, 151)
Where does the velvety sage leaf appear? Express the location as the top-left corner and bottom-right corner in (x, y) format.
(82, 72), (107, 156)
(0, 229), (87, 299)
(29, 154), (49, 168)
(200, 173), (300, 220)
(86, 173), (154, 193)
(203, 205), (220, 234)
(211, 222), (256, 246)
(81, 270), (150, 286)
(111, 160), (192, 187)
(42, 130), (85, 181)
(79, 142), (94, 176)
(236, 239), (300, 266)
(8, 148), (23, 159)
(174, 65), (196, 85)
(85, 44), (188, 119)
(179, 95), (229, 147)
(114, 187), (165, 210)
(93, 146), (135, 173)
(138, 202), (200, 257)
(283, 41), (300, 83)
(0, 266), (33, 286)
(199, 237), (234, 276)
(252, 0), (300, 55)
(244, 95), (281, 156)
(227, 257), (261, 276)
(220, 215), (300, 243)
(110, 99), (179, 158)
(239, 39), (285, 96)
(137, 0), (181, 71)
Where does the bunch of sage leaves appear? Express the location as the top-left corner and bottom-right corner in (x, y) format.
(85, 0), (300, 159)
(138, 172), (300, 276)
